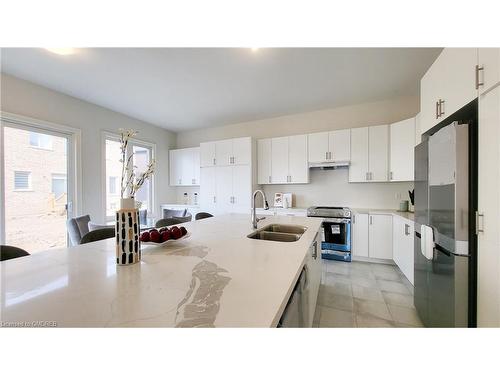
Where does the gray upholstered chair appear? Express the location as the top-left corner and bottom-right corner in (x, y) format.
(155, 217), (185, 228)
(162, 208), (187, 219)
(67, 215), (91, 246)
(1, 245), (30, 261)
(88, 222), (114, 231)
(173, 214), (192, 223)
(80, 228), (116, 244)
(195, 212), (213, 220)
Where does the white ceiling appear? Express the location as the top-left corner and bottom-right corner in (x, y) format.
(0, 48), (441, 132)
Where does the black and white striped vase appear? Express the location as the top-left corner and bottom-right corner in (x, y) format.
(115, 198), (141, 265)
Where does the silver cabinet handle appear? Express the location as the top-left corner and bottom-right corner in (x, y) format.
(475, 64), (484, 90)
(366, 172), (369, 181)
(439, 99), (445, 117)
(352, 215), (356, 224)
(178, 178), (182, 185)
(404, 223), (410, 236)
(436, 101), (439, 119)
(369, 216), (373, 225)
(268, 175), (271, 183)
(329, 151), (332, 160)
(213, 158), (216, 165)
(213, 196), (216, 203)
(390, 171), (393, 180)
(476, 212), (484, 234)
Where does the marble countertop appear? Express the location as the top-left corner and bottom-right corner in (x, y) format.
(351, 208), (415, 221)
(1, 214), (322, 327)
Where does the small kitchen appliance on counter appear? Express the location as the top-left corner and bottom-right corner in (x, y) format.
(307, 206), (352, 262)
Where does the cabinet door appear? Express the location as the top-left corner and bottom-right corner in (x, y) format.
(200, 142), (216, 167)
(288, 134), (309, 183)
(169, 149), (181, 186)
(349, 127), (369, 182)
(392, 215), (404, 269)
(420, 51), (444, 135)
(477, 85), (500, 326)
(232, 137), (251, 165)
(368, 214), (393, 259)
(271, 137), (289, 184)
(232, 165), (252, 213)
(478, 48), (500, 95)
(215, 166), (233, 213)
(215, 139), (233, 166)
(329, 129), (350, 162)
(257, 138), (272, 184)
(404, 220), (415, 285)
(390, 118), (415, 181)
(181, 148), (195, 186)
(415, 112), (422, 146)
(352, 213), (369, 257)
(439, 48), (478, 120)
(368, 124), (389, 182)
(192, 147), (200, 185)
(307, 131), (329, 163)
(199, 167), (217, 213)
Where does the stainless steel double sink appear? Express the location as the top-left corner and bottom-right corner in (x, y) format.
(247, 224), (307, 242)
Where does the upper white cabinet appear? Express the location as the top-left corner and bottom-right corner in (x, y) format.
(368, 214), (393, 260)
(349, 125), (389, 182)
(390, 117), (416, 181)
(478, 48), (500, 95)
(308, 129), (350, 163)
(420, 48), (478, 135)
(200, 137), (251, 167)
(169, 147), (200, 186)
(258, 134), (309, 184)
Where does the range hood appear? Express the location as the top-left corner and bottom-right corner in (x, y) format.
(308, 161), (350, 170)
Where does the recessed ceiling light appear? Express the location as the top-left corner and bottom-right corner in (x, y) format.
(45, 48), (76, 56)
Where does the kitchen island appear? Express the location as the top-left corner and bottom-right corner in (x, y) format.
(1, 214), (322, 327)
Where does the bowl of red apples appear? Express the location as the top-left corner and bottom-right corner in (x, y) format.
(140, 226), (189, 246)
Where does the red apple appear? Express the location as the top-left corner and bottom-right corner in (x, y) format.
(161, 231), (171, 242)
(150, 231), (161, 243)
(170, 227), (182, 239)
(180, 226), (187, 236)
(140, 231), (150, 242)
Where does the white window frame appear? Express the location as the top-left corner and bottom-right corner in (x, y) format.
(101, 131), (156, 221)
(0, 111), (82, 246)
(13, 171), (32, 191)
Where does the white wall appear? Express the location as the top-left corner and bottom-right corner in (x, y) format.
(176, 96), (418, 209)
(0, 73), (177, 221)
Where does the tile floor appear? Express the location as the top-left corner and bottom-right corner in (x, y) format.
(313, 259), (423, 328)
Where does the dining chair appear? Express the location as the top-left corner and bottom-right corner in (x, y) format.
(80, 228), (116, 244)
(155, 217), (186, 228)
(67, 215), (91, 246)
(173, 214), (192, 223)
(0, 245), (30, 261)
(162, 208), (187, 219)
(195, 212), (213, 220)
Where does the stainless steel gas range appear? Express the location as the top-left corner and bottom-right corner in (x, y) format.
(307, 206), (352, 262)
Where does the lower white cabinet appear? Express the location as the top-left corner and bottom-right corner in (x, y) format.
(392, 215), (414, 285)
(368, 214), (393, 259)
(307, 231), (322, 327)
(352, 213), (369, 257)
(352, 213), (392, 260)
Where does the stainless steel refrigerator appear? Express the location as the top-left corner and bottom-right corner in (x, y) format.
(414, 121), (472, 327)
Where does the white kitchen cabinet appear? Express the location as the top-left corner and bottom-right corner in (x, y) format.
(478, 48), (500, 95)
(308, 129), (350, 163)
(257, 138), (272, 184)
(259, 134), (309, 184)
(231, 165), (252, 213)
(352, 213), (369, 257)
(201, 137), (252, 167)
(271, 137), (289, 184)
(169, 147), (200, 186)
(392, 215), (414, 284)
(368, 125), (389, 182)
(306, 230), (322, 327)
(288, 134), (308, 183)
(349, 127), (369, 182)
(420, 48), (478, 135)
(390, 117), (416, 181)
(477, 85), (500, 327)
(199, 167), (217, 213)
(215, 166), (233, 213)
(307, 131), (329, 163)
(368, 214), (393, 260)
(200, 142), (216, 167)
(415, 112), (421, 146)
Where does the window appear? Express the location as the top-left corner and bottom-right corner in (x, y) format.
(51, 174), (67, 199)
(14, 171), (31, 190)
(104, 134), (155, 219)
(29, 132), (53, 150)
(109, 176), (118, 195)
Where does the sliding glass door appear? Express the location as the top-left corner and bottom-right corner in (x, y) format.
(1, 120), (76, 253)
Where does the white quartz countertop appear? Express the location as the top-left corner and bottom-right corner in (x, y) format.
(1, 214), (322, 327)
(351, 208), (415, 221)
